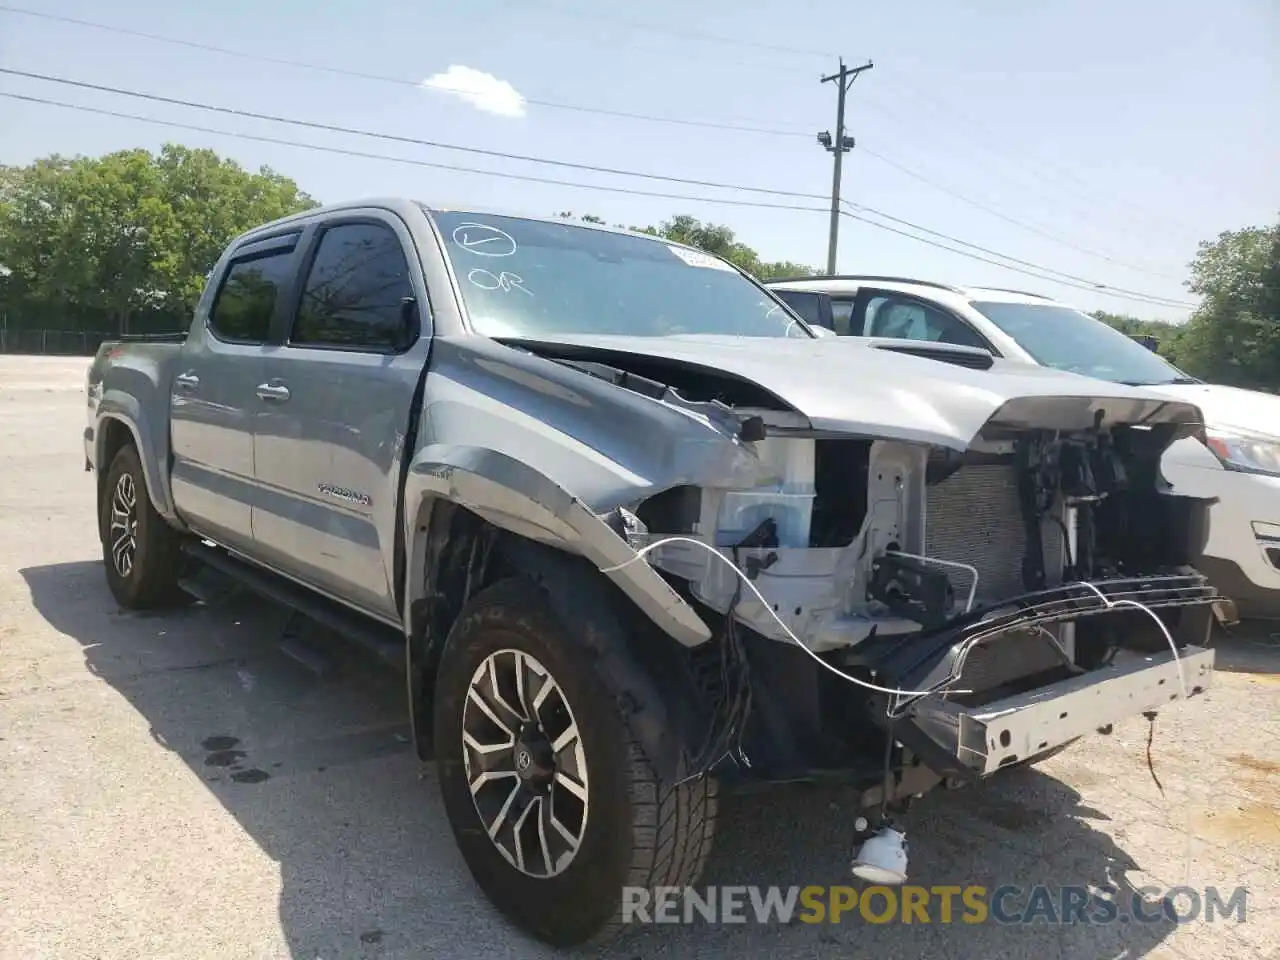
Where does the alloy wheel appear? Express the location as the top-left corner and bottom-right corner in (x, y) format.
(462, 649), (589, 878)
(108, 472), (139, 578)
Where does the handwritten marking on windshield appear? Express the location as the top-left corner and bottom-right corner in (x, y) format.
(452, 222), (517, 257)
(468, 268), (533, 296)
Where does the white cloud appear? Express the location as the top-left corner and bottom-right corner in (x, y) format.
(422, 65), (526, 118)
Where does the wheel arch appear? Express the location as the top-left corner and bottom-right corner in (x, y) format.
(403, 492), (709, 784)
(94, 396), (182, 527)
(94, 412), (178, 523)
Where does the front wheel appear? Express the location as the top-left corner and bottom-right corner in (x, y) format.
(433, 578), (718, 947)
(99, 445), (190, 609)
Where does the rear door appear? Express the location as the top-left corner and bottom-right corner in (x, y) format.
(769, 289), (863, 335)
(250, 211), (430, 622)
(169, 231), (302, 552)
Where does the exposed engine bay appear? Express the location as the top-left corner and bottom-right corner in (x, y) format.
(512, 338), (1225, 798)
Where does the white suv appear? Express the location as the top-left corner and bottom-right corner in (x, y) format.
(765, 275), (1280, 617)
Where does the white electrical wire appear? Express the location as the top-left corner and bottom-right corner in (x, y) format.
(1071, 579), (1196, 895)
(599, 536), (969, 698)
(1072, 580), (1188, 698)
(605, 535), (1200, 891)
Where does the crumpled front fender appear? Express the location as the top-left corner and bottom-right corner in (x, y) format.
(403, 443), (712, 647)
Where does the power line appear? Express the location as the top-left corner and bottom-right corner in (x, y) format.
(0, 71), (1196, 306)
(0, 90), (1196, 310)
(839, 201), (1192, 304)
(835, 209), (1169, 301)
(0, 91), (835, 211)
(0, 3), (1194, 279)
(3, 0), (1217, 251)
(0, 68), (826, 201)
(0, 4), (817, 138)
(489, 0), (834, 60)
(856, 147), (1185, 282)
(868, 65), (1209, 240)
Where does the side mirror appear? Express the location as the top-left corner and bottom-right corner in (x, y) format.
(810, 325), (837, 338)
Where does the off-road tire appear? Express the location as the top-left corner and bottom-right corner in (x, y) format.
(99, 445), (189, 609)
(433, 577), (718, 948)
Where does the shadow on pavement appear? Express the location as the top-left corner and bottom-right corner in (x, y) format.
(23, 559), (1182, 959)
(1212, 620), (1280, 675)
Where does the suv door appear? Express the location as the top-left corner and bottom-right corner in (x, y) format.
(251, 211), (429, 622)
(169, 231), (302, 552)
(852, 289), (995, 351)
(771, 289), (834, 330)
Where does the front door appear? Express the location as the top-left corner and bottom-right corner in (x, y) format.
(169, 233), (302, 552)
(251, 212), (431, 622)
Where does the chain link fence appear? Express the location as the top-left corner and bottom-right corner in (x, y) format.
(0, 328), (124, 355)
(1, 306), (188, 356)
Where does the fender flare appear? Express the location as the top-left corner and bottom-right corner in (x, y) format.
(403, 443), (712, 648)
(94, 396), (182, 525)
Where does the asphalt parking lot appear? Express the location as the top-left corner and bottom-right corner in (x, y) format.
(1, 354), (1278, 960)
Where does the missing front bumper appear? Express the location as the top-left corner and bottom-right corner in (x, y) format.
(908, 645), (1214, 775)
(854, 574), (1223, 780)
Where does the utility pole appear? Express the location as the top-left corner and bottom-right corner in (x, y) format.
(818, 58), (873, 275)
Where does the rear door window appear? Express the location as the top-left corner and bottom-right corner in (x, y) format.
(208, 250), (295, 343)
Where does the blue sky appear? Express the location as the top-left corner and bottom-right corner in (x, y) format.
(1, 0), (1276, 320)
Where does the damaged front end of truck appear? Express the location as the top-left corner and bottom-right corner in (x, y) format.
(615, 379), (1220, 801)
(410, 330), (1223, 813)
(400, 208), (1230, 945)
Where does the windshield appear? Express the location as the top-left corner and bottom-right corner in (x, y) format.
(429, 210), (810, 339)
(970, 301), (1194, 386)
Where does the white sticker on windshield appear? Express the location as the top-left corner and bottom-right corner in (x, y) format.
(667, 245), (734, 270)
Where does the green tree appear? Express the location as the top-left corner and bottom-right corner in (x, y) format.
(1089, 310), (1191, 366)
(556, 211), (814, 279)
(0, 144), (316, 334)
(1175, 222), (1280, 390)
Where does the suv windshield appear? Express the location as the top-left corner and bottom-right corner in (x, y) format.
(430, 210), (810, 339)
(970, 301), (1195, 386)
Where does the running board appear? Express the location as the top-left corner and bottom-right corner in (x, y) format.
(180, 541), (406, 673)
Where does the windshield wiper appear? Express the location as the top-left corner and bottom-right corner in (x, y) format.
(1118, 376), (1200, 387)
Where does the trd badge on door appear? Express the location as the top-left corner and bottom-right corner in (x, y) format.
(317, 482), (372, 506)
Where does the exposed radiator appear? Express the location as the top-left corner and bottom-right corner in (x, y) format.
(924, 462), (1065, 605)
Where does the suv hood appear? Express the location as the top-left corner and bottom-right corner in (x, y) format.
(506, 334), (1205, 451)
(1146, 381), (1280, 438)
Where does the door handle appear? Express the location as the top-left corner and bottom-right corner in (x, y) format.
(174, 372), (199, 392)
(256, 382), (291, 402)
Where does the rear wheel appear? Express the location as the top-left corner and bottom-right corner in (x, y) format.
(99, 445), (189, 609)
(433, 578), (718, 947)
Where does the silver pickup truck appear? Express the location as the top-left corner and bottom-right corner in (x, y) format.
(85, 198), (1222, 947)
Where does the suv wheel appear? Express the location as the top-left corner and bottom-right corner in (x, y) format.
(433, 578), (718, 947)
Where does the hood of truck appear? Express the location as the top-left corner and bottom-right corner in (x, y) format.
(1145, 381), (1280, 439)
(505, 334), (1206, 451)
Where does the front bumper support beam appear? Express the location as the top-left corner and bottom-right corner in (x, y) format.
(911, 646), (1214, 775)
